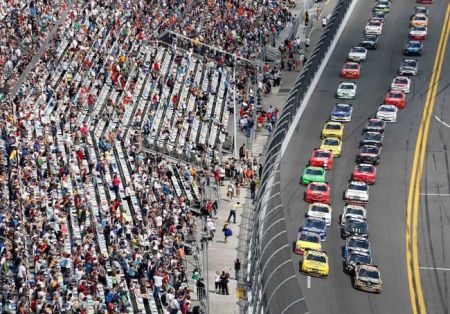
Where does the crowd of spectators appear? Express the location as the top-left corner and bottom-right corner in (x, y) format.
(0, 0), (291, 313)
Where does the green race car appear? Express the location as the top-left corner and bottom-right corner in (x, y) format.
(301, 166), (326, 185)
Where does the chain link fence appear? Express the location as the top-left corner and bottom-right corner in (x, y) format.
(240, 0), (354, 313)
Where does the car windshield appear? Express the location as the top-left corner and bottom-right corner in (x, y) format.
(351, 47), (365, 53)
(389, 92), (403, 98)
(395, 78), (409, 84)
(314, 151), (330, 158)
(408, 42), (421, 48)
(364, 133), (382, 141)
(412, 26), (426, 31)
(306, 168), (323, 176)
(347, 220), (367, 231)
(310, 184), (327, 192)
(357, 165), (374, 173)
(359, 269), (380, 279)
(335, 104), (351, 112)
(349, 183), (368, 191)
(346, 207), (365, 216)
(403, 60), (417, 67)
(312, 205), (329, 213)
(349, 254), (371, 265)
(340, 84), (354, 90)
(305, 219), (326, 230)
(324, 138), (340, 146)
(363, 35), (377, 41)
(360, 146), (379, 154)
(326, 123), (342, 130)
(306, 254), (327, 263)
(299, 233), (320, 243)
(367, 119), (384, 127)
(414, 15), (426, 21)
(368, 20), (380, 26)
(345, 63), (358, 69)
(348, 238), (370, 250)
(381, 106), (396, 112)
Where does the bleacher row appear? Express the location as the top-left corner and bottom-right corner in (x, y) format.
(6, 1), (220, 312)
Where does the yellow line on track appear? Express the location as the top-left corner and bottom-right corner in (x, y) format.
(406, 5), (450, 314)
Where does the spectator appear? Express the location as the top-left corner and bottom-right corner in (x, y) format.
(223, 223), (232, 243)
(234, 259), (241, 282)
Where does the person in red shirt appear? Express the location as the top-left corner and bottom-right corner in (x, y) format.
(112, 174), (121, 197)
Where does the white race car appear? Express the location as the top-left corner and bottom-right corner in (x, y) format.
(340, 204), (367, 226)
(391, 76), (411, 93)
(344, 181), (369, 204)
(409, 26), (427, 40)
(365, 19), (383, 35)
(307, 203), (333, 226)
(336, 82), (357, 99)
(348, 46), (368, 61)
(377, 104), (398, 122)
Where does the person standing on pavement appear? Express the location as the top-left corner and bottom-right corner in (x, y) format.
(234, 259), (241, 282)
(196, 278), (206, 301)
(227, 202), (239, 223)
(215, 271), (221, 293)
(322, 16), (327, 28)
(250, 179), (256, 201)
(223, 223), (232, 243)
(305, 37), (310, 51)
(220, 271), (229, 295)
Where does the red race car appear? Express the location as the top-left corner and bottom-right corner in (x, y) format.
(417, 0), (433, 3)
(384, 90), (406, 109)
(352, 164), (377, 185)
(340, 62), (361, 79)
(309, 149), (334, 170)
(305, 182), (330, 204)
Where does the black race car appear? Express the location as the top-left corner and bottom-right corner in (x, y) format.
(360, 35), (379, 50)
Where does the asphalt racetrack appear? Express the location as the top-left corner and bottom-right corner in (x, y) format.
(279, 0), (450, 313)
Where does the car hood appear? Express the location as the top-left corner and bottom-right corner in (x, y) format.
(332, 110), (350, 116)
(304, 226), (325, 234)
(308, 212), (331, 220)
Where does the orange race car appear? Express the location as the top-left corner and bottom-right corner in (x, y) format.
(340, 62), (361, 79)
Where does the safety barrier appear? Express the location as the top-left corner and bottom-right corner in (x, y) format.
(243, 0), (353, 313)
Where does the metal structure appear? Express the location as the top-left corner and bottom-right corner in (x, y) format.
(242, 0), (354, 313)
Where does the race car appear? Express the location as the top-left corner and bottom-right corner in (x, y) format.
(336, 82), (357, 99)
(364, 118), (386, 133)
(320, 137), (342, 157)
(330, 103), (353, 122)
(321, 121), (344, 139)
(410, 13), (428, 27)
(360, 34), (379, 50)
(371, 12), (386, 25)
(340, 62), (361, 79)
(301, 166), (326, 185)
(372, 2), (390, 14)
(353, 264), (382, 293)
(360, 131), (384, 147)
(417, 0), (433, 4)
(348, 46), (368, 62)
(391, 76), (411, 93)
(294, 231), (322, 255)
(357, 145), (381, 165)
(377, 104), (398, 122)
(301, 217), (327, 241)
(365, 19), (383, 35)
(412, 6), (429, 17)
(384, 90), (406, 109)
(404, 40), (423, 56)
(345, 251), (372, 274)
(409, 26), (427, 40)
(344, 181), (369, 204)
(341, 218), (369, 239)
(305, 182), (330, 204)
(306, 203), (333, 226)
(301, 250), (329, 278)
(352, 164), (377, 184)
(343, 236), (371, 259)
(340, 204), (367, 226)
(398, 59), (419, 76)
(309, 149), (334, 170)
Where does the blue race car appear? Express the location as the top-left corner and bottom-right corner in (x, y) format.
(301, 217), (327, 241)
(403, 40), (423, 56)
(330, 103), (353, 122)
(343, 236), (371, 258)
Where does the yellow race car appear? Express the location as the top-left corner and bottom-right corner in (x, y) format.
(320, 137), (343, 157)
(294, 231), (322, 255)
(410, 14), (428, 27)
(301, 250), (329, 278)
(321, 121), (344, 139)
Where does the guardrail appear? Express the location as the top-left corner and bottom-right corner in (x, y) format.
(243, 0), (353, 313)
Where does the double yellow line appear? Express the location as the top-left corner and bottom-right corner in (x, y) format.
(406, 4), (450, 314)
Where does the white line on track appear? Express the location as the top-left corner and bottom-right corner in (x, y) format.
(419, 193), (450, 196)
(307, 276), (311, 289)
(434, 115), (450, 128)
(281, 0), (359, 157)
(419, 267), (450, 271)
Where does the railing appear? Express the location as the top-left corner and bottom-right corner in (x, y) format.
(242, 0), (354, 313)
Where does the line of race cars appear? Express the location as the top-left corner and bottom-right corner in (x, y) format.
(295, 0), (433, 294)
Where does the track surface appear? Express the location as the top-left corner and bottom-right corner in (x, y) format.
(280, 0), (449, 313)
